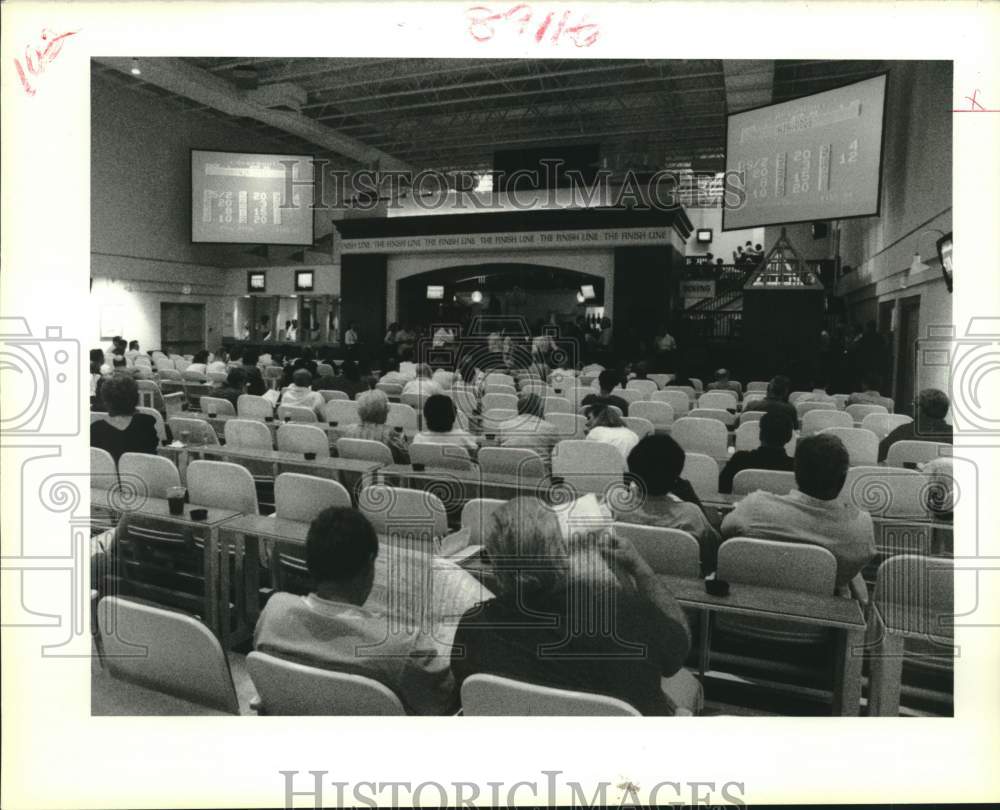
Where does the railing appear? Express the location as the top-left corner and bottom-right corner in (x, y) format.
(678, 310), (743, 342)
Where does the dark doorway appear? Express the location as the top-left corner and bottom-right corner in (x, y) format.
(878, 299), (895, 394)
(894, 295), (921, 418)
(160, 302), (206, 356)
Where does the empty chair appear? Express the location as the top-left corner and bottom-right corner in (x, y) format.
(277, 404), (319, 424)
(801, 409), (854, 436)
(551, 439), (627, 495)
(319, 390), (350, 402)
(545, 412), (586, 439)
(681, 452), (720, 499)
(846, 403), (889, 423)
(483, 372), (515, 389)
(386, 402), (418, 433)
(478, 447), (546, 479)
(181, 369), (207, 383)
(274, 473), (350, 521)
(167, 416), (219, 446)
(482, 408), (517, 428)
(672, 417), (729, 460)
(796, 400), (838, 418)
(885, 440), (952, 469)
(118, 452), (181, 499)
(520, 380), (547, 397)
(543, 396), (573, 415)
(612, 522), (700, 577)
(358, 485), (448, 543)
(173, 357), (190, 373)
(841, 466), (929, 519)
(136, 406), (168, 444)
(206, 371), (228, 384)
(445, 497), (506, 554)
(186, 460), (258, 514)
(626, 379), (658, 397)
(410, 442), (475, 471)
(819, 427), (879, 466)
(630, 400), (673, 430)
(247, 652), (406, 715)
(237, 394), (274, 421)
(688, 407), (736, 428)
(276, 424), (330, 458)
(482, 392), (517, 412)
(664, 385), (697, 402)
(733, 420), (795, 454)
(199, 396), (235, 417)
(698, 391), (738, 411)
(336, 437), (394, 466)
(621, 416), (655, 439)
(223, 418), (273, 451)
(136, 379), (165, 410)
(689, 377), (704, 393)
(157, 368), (182, 381)
(484, 383), (517, 397)
(732, 469), (797, 496)
(375, 382), (403, 398)
(399, 392), (426, 415)
(91, 447), (118, 490)
(861, 413), (913, 441)
(461, 673), (640, 716)
(613, 388), (644, 405)
(647, 373), (672, 389)
(652, 389), (690, 416)
(746, 381), (769, 393)
(738, 410), (764, 425)
(322, 400), (360, 426)
(97, 596), (239, 714)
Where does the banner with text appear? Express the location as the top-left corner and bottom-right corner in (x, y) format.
(681, 279), (716, 307)
(338, 227), (674, 254)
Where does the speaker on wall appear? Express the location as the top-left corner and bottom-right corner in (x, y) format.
(811, 221), (829, 239)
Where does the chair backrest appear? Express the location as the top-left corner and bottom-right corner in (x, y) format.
(796, 400), (838, 417)
(246, 651), (405, 715)
(478, 446), (546, 479)
(745, 381), (769, 393)
(385, 402), (418, 433)
(223, 418), (273, 450)
(375, 382), (403, 397)
(885, 440), (952, 469)
(336, 437), (394, 465)
(698, 391), (738, 411)
(460, 497), (507, 546)
(873, 554), (954, 638)
(846, 403), (889, 423)
(91, 447), (118, 490)
(483, 371), (515, 388)
(819, 426), (879, 466)
(789, 391), (811, 404)
(621, 415), (655, 439)
(182, 369), (207, 383)
(629, 400), (673, 428)
(482, 392), (517, 412)
(647, 373), (672, 389)
(461, 673), (640, 716)
(543, 396), (572, 415)
(278, 404), (319, 423)
(614, 388), (644, 405)
(718, 537), (837, 593)
(545, 412), (586, 439)
(158, 368), (182, 381)
(484, 383), (517, 397)
(136, 379), (164, 410)
(652, 389), (690, 415)
(841, 466), (929, 518)
(97, 596), (238, 713)
(118, 452), (181, 499)
(206, 371), (228, 384)
(237, 394), (274, 420)
(200, 396), (236, 417)
(274, 473), (351, 521)
(482, 408), (517, 428)
(133, 355), (152, 367)
(681, 452), (720, 498)
(358, 485), (448, 541)
(733, 420), (795, 454)
(688, 407), (736, 428)
(689, 377), (704, 393)
(167, 416), (219, 446)
(551, 439), (627, 495)
(625, 379), (658, 397)
(410, 442), (475, 471)
(672, 417), (729, 460)
(801, 408), (854, 436)
(316, 363), (335, 378)
(276, 423), (330, 457)
(732, 468), (797, 496)
(135, 406), (167, 443)
(832, 393), (850, 411)
(860, 413), (912, 441)
(612, 522), (700, 577)
(173, 357), (190, 373)
(738, 410), (764, 425)
(664, 385), (697, 401)
(322, 400), (360, 426)
(186, 459), (259, 513)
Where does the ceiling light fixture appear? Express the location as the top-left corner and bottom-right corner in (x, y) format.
(576, 291), (586, 304)
(130, 58), (141, 76)
(471, 290), (483, 304)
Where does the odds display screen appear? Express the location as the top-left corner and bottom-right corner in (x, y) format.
(723, 74), (887, 230)
(191, 150), (314, 244)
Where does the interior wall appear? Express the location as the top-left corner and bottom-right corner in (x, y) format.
(686, 207), (764, 260)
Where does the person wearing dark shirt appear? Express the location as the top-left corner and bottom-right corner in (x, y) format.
(90, 373), (160, 463)
(878, 388), (954, 462)
(580, 368), (630, 416)
(451, 497), (694, 715)
(719, 412), (795, 494)
(216, 367), (247, 409)
(741, 374), (800, 430)
(314, 359), (370, 399)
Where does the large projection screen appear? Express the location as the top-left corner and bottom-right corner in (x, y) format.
(191, 150), (314, 245)
(723, 74), (887, 230)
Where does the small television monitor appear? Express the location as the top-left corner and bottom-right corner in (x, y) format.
(936, 232), (952, 293)
(426, 285), (445, 300)
(696, 228), (713, 243)
(247, 271), (266, 292)
(580, 284), (596, 300)
(295, 270), (314, 292)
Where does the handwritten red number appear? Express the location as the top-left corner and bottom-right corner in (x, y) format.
(467, 5), (599, 47)
(13, 28), (78, 96)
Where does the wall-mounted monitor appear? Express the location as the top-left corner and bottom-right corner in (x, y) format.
(295, 270), (315, 292)
(426, 285), (445, 300)
(192, 150), (314, 245)
(937, 232), (953, 293)
(580, 284), (596, 300)
(723, 73), (888, 230)
(247, 271), (266, 293)
(696, 228), (714, 243)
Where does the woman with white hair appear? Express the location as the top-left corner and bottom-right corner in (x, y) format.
(341, 389), (410, 463)
(450, 497), (694, 715)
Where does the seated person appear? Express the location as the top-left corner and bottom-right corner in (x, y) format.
(244, 366), (267, 396)
(315, 359), (369, 399)
(277, 369), (325, 416)
(431, 367), (455, 391)
(741, 374), (800, 430)
(378, 358), (411, 387)
(413, 394), (478, 460)
(847, 372), (893, 412)
(706, 368), (741, 397)
(721, 433), (874, 589)
(718, 412), (795, 494)
(341, 390), (410, 463)
(803, 376), (835, 403)
(402, 363), (443, 398)
(90, 373), (160, 462)
(878, 388), (953, 462)
(584, 402), (639, 459)
(124, 340), (143, 362)
(580, 369), (631, 416)
(216, 367), (247, 409)
(494, 392), (559, 464)
(254, 507), (458, 714)
(185, 349), (210, 376)
(629, 360), (651, 381)
(451, 497), (694, 715)
(206, 348), (229, 375)
(622, 435), (722, 575)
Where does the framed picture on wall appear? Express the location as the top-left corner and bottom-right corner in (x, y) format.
(295, 270), (315, 292)
(247, 271), (266, 293)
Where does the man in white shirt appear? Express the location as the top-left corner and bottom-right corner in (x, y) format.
(279, 369), (325, 416)
(402, 364), (443, 398)
(721, 433), (874, 589)
(584, 403), (639, 458)
(495, 393), (560, 465)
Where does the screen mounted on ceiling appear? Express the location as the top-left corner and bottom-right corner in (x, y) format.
(426, 285), (445, 300)
(723, 73), (888, 230)
(192, 150), (315, 245)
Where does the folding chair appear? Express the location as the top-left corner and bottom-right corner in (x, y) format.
(277, 404), (319, 424)
(91, 447), (118, 491)
(885, 440), (952, 469)
(358, 485), (448, 544)
(652, 389), (690, 415)
(223, 418), (273, 451)
(841, 466), (929, 520)
(681, 452), (720, 499)
(801, 409), (854, 436)
(647, 373), (672, 389)
(621, 416), (655, 439)
(672, 417), (729, 460)
(276, 424), (330, 458)
(319, 390), (349, 402)
(118, 452), (181, 499)
(375, 382), (403, 398)
(745, 381), (769, 393)
(545, 412), (586, 439)
(387, 403), (418, 433)
(732, 469), (797, 496)
(551, 439), (627, 496)
(136, 406), (168, 445)
(630, 400), (674, 430)
(698, 391), (738, 412)
(733, 420), (795, 455)
(626, 379), (658, 398)
(543, 396), (573, 415)
(274, 473), (350, 521)
(820, 426), (879, 466)
(846, 403), (889, 423)
(336, 438), (394, 466)
(461, 673), (642, 716)
(167, 416), (219, 446)
(738, 410), (764, 425)
(322, 400), (360, 426)
(612, 522), (700, 577)
(440, 497), (506, 558)
(199, 396), (235, 418)
(860, 413), (912, 441)
(796, 401), (838, 418)
(410, 442), (475, 471)
(482, 392), (517, 412)
(186, 460), (259, 514)
(688, 408), (736, 429)
(478, 447), (546, 479)
(237, 394), (274, 421)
